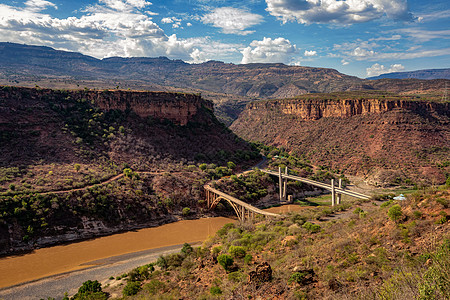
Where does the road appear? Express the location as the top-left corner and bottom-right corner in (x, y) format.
(0, 243), (199, 300)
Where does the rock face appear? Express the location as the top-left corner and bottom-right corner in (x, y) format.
(248, 262), (273, 285)
(249, 98), (446, 121)
(0, 87), (211, 126)
(231, 92), (450, 186)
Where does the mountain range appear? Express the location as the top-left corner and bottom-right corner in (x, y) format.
(367, 68), (450, 80)
(0, 42), (448, 124)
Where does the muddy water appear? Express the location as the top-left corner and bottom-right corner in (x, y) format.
(0, 204), (309, 289)
(0, 217), (232, 288)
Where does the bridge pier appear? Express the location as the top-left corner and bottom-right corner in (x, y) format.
(279, 166), (289, 203)
(337, 178), (342, 205)
(331, 179), (335, 206)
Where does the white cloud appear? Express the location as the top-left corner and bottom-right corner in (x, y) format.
(341, 59), (349, 65)
(241, 37), (298, 64)
(0, 1), (210, 60)
(366, 63), (405, 77)
(24, 0), (57, 12)
(161, 17), (173, 24)
(304, 50), (317, 56)
(394, 28), (450, 42)
(201, 7), (263, 35)
(265, 0), (413, 24)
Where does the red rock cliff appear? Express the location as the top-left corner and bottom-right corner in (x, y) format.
(0, 87), (213, 125)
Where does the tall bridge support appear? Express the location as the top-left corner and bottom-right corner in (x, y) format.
(263, 168), (370, 207)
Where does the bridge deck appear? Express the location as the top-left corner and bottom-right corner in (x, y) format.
(260, 169), (371, 200)
(204, 185), (278, 217)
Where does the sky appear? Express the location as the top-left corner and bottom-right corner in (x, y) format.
(0, 0), (449, 78)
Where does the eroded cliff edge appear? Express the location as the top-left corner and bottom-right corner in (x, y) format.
(231, 92), (450, 186)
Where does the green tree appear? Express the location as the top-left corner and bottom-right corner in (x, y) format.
(217, 254), (234, 272)
(388, 204), (403, 223)
(182, 207), (191, 216)
(74, 164), (81, 172)
(229, 246), (246, 258)
(123, 281), (141, 296)
(71, 280), (107, 300)
(123, 168), (133, 178)
(227, 161), (236, 170)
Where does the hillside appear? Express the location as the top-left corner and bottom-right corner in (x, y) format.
(80, 185), (450, 299)
(367, 68), (450, 80)
(1, 42), (448, 124)
(0, 86), (259, 254)
(231, 91), (450, 187)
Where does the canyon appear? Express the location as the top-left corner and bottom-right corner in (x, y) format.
(231, 91), (450, 186)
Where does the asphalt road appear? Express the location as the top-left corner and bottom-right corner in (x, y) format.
(0, 242), (200, 300)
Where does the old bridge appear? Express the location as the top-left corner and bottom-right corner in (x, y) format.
(204, 166), (371, 223)
(204, 185), (278, 223)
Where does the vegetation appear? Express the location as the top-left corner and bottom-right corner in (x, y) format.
(84, 185), (449, 299)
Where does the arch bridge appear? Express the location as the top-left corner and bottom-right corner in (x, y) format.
(204, 185), (278, 223)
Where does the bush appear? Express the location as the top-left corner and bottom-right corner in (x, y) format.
(72, 280), (107, 300)
(302, 222), (321, 233)
(228, 271), (245, 283)
(229, 246), (246, 258)
(144, 279), (165, 295)
(217, 254), (234, 272)
(210, 286), (222, 295)
(182, 207), (191, 216)
(388, 204), (403, 223)
(123, 281), (141, 296)
(288, 272), (307, 284)
(181, 243), (193, 255)
(244, 254), (253, 264)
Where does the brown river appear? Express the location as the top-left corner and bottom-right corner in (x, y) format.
(0, 205), (306, 288)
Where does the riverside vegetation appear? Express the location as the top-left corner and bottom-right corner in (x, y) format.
(65, 184), (449, 299)
(0, 86), (260, 253)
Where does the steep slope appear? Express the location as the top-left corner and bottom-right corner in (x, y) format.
(0, 86), (259, 254)
(231, 91), (450, 186)
(367, 68), (450, 80)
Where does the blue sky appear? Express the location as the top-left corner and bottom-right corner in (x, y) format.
(0, 0), (449, 78)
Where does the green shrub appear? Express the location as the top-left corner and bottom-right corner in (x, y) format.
(72, 280), (107, 300)
(144, 279), (165, 295)
(288, 272), (307, 284)
(388, 204), (403, 223)
(229, 246), (246, 258)
(216, 223), (235, 237)
(302, 222), (321, 233)
(353, 207), (363, 214)
(182, 207), (191, 216)
(228, 271), (245, 283)
(217, 254), (234, 272)
(123, 281), (141, 296)
(413, 210), (423, 219)
(210, 286), (222, 295)
(244, 254), (253, 264)
(181, 243), (193, 255)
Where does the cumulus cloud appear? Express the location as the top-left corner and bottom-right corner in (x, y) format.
(304, 50), (317, 56)
(241, 37), (298, 64)
(201, 7), (263, 35)
(265, 0), (413, 24)
(0, 0), (243, 62)
(24, 0), (57, 11)
(366, 63), (405, 77)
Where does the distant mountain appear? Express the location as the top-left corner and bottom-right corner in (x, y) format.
(367, 68), (450, 80)
(0, 42), (448, 124)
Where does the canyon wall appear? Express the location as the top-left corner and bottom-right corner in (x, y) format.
(0, 87), (212, 125)
(232, 95), (450, 186)
(246, 98), (449, 121)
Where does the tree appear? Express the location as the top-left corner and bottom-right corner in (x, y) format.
(74, 164), (81, 172)
(123, 168), (133, 178)
(388, 204), (403, 223)
(217, 254), (234, 272)
(227, 161), (236, 170)
(72, 280), (107, 300)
